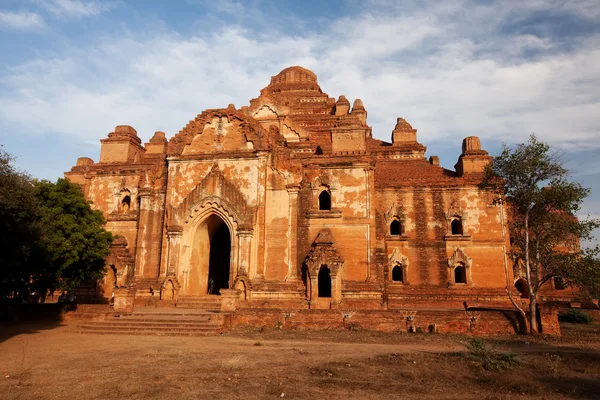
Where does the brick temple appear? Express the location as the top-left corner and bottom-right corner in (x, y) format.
(65, 66), (568, 333)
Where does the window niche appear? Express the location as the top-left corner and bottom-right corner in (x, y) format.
(447, 247), (472, 287)
(318, 189), (331, 211)
(454, 263), (467, 284)
(385, 202), (408, 241)
(392, 264), (404, 282)
(389, 248), (409, 285)
(108, 188), (139, 222)
(451, 218), (463, 235)
(444, 201), (470, 241)
(306, 174), (341, 219)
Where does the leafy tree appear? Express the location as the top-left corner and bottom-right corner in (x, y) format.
(1, 147), (113, 300)
(34, 178), (113, 294)
(481, 135), (600, 334)
(0, 147), (43, 299)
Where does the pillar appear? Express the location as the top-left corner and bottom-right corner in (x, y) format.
(286, 184), (300, 280)
(165, 228), (183, 277)
(237, 228), (253, 278)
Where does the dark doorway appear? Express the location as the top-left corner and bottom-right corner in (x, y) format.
(318, 265), (331, 298)
(390, 220), (401, 235)
(392, 265), (403, 282)
(454, 264), (467, 284)
(207, 216), (231, 295)
(451, 219), (463, 235)
(319, 190), (331, 211)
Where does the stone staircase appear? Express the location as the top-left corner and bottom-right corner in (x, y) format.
(76, 308), (225, 336)
(176, 295), (222, 310)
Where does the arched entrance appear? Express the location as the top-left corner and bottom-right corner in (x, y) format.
(190, 214), (232, 295)
(318, 265), (332, 298)
(207, 216), (231, 294)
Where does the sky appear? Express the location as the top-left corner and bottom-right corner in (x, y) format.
(0, 0), (599, 244)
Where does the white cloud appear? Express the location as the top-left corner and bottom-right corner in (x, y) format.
(0, 11), (45, 30)
(0, 1), (599, 153)
(37, 0), (114, 18)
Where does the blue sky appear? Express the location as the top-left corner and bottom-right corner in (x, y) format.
(1, 0), (599, 243)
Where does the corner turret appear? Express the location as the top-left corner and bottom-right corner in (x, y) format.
(454, 136), (491, 176)
(100, 125), (146, 163)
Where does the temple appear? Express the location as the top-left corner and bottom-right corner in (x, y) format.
(65, 67), (571, 331)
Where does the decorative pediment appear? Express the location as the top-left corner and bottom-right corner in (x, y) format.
(445, 199), (467, 219)
(168, 107), (267, 156)
(310, 171), (338, 191)
(389, 247), (408, 266)
(167, 164), (256, 230)
(385, 201), (406, 223)
(252, 104), (280, 119)
(447, 247), (472, 268)
(304, 229), (344, 276)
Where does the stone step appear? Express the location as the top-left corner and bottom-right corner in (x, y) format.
(115, 315), (214, 321)
(75, 305), (226, 337)
(76, 329), (220, 337)
(79, 324), (220, 333)
(82, 321), (219, 328)
(176, 303), (221, 310)
(125, 310), (216, 316)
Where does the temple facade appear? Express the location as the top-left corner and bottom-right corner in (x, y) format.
(66, 66), (522, 311)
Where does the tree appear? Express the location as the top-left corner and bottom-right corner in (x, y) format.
(1, 147), (113, 300)
(0, 147), (43, 299)
(34, 178), (113, 294)
(481, 135), (600, 334)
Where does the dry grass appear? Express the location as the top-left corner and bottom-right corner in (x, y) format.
(0, 321), (598, 399)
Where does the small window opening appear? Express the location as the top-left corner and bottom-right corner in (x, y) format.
(392, 265), (403, 282)
(109, 265), (118, 288)
(454, 264), (467, 284)
(451, 219), (463, 235)
(390, 220), (402, 235)
(121, 195), (131, 212)
(319, 190), (331, 211)
(318, 266), (332, 298)
(515, 278), (529, 298)
(315, 146), (323, 155)
(553, 277), (566, 290)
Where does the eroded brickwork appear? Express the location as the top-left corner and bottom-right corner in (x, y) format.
(65, 66), (564, 330)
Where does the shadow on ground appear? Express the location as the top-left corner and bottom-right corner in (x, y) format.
(0, 304), (73, 343)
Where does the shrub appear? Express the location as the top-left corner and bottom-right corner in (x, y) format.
(466, 338), (520, 372)
(558, 309), (593, 324)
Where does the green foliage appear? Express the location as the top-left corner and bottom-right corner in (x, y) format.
(480, 135), (600, 332)
(466, 338), (520, 372)
(558, 309), (593, 324)
(0, 148), (112, 298)
(34, 178), (113, 292)
(0, 147), (44, 298)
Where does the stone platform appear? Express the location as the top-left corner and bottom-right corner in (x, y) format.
(76, 308), (225, 337)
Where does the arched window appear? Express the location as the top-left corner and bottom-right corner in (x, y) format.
(392, 265), (403, 282)
(121, 195), (131, 212)
(451, 218), (463, 235)
(515, 278), (529, 298)
(319, 190), (331, 211)
(454, 264), (467, 284)
(553, 277), (565, 290)
(390, 220), (402, 235)
(318, 265), (332, 297)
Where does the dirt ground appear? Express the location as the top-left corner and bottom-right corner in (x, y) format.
(0, 321), (599, 400)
